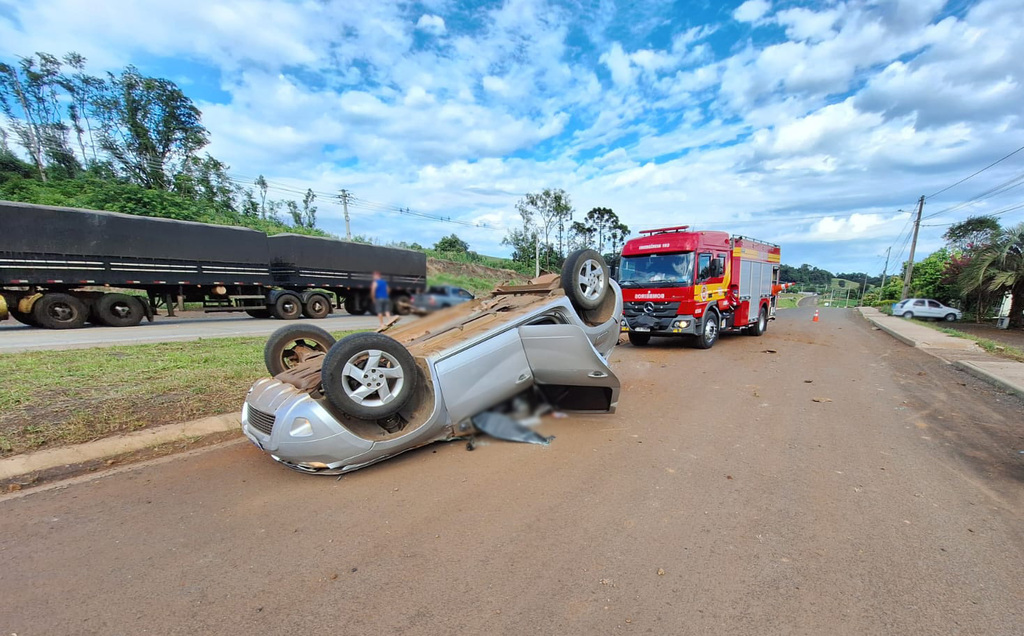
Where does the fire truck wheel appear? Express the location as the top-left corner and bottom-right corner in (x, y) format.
(627, 332), (650, 346)
(273, 293), (303, 320)
(32, 293), (89, 330)
(321, 333), (419, 420)
(748, 306), (768, 336)
(561, 248), (610, 311)
(264, 324), (336, 375)
(94, 293), (145, 327)
(302, 294), (332, 319)
(695, 310), (719, 349)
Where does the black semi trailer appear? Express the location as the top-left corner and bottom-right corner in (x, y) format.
(0, 201), (426, 329)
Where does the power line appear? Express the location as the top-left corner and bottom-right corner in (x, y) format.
(925, 143), (1024, 200)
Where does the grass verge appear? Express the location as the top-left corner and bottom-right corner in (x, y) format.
(0, 330), (357, 457)
(934, 327), (1024, 363)
(776, 294), (799, 309)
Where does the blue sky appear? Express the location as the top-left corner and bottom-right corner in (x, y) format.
(3, 0), (1023, 275)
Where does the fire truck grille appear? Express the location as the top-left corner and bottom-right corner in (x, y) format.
(623, 301), (680, 318)
(247, 405), (276, 436)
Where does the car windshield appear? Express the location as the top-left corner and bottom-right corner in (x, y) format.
(619, 252), (695, 287)
(427, 286), (447, 294)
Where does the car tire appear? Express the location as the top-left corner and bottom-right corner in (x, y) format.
(561, 248), (610, 311)
(272, 293), (302, 320)
(264, 324), (337, 376)
(321, 333), (419, 420)
(302, 294), (332, 319)
(245, 308), (272, 319)
(627, 332), (650, 346)
(694, 310), (719, 349)
(902, 311), (914, 320)
(94, 293), (145, 327)
(944, 313), (957, 322)
(747, 306), (768, 336)
(32, 293), (89, 329)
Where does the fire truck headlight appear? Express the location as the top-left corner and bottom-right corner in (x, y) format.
(672, 319), (689, 329)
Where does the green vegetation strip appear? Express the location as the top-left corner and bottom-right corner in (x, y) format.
(935, 328), (1024, 363)
(0, 331), (357, 457)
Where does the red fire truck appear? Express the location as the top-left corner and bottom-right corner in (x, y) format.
(618, 226), (788, 349)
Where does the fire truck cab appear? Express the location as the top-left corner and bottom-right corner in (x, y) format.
(618, 226), (784, 349)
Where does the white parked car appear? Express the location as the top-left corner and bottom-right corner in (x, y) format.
(892, 298), (962, 321)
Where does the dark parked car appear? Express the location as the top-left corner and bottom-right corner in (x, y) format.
(411, 285), (475, 313)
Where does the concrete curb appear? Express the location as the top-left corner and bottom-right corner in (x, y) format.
(953, 360), (1024, 401)
(866, 315), (919, 348)
(0, 413), (239, 482)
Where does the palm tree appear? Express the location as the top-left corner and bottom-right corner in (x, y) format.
(960, 222), (1024, 329)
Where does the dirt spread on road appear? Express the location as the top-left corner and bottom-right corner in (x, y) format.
(1, 306), (1022, 635)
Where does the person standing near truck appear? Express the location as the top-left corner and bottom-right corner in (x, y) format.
(372, 271), (391, 328)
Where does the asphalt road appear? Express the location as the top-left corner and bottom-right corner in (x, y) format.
(0, 311), (394, 352)
(2, 307), (1022, 635)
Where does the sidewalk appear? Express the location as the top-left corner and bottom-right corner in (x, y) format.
(859, 307), (1024, 400)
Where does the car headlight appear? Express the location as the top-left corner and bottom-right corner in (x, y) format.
(289, 417), (314, 437)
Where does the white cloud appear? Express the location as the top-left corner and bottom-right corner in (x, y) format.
(733, 0), (771, 24)
(600, 43), (636, 86)
(415, 14), (446, 35)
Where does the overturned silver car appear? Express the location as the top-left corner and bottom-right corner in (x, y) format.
(241, 249), (623, 475)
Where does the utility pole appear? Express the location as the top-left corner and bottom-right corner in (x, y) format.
(879, 246), (891, 298)
(338, 189), (352, 240)
(900, 196), (925, 301)
(860, 272), (868, 306)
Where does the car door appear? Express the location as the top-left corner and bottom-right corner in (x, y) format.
(518, 324), (620, 413)
(913, 299), (929, 317)
(926, 300), (943, 318)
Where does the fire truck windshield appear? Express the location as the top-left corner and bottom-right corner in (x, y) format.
(619, 252), (695, 287)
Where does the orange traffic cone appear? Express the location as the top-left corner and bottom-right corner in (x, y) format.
(812, 309), (819, 322)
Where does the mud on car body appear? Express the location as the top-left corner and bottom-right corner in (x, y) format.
(241, 249), (623, 475)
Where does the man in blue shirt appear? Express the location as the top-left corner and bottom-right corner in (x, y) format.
(371, 271), (391, 328)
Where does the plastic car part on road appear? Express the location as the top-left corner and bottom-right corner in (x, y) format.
(471, 411), (553, 445)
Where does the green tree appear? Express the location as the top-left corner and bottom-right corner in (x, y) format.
(943, 216), (1000, 253)
(434, 233), (469, 253)
(512, 188), (573, 270)
(301, 188), (317, 228)
(960, 223), (1024, 329)
(910, 248), (956, 302)
(254, 175), (269, 218)
(94, 65), (208, 189)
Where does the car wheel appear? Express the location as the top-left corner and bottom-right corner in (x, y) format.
(902, 311), (914, 320)
(944, 313), (957, 322)
(245, 308), (272, 319)
(748, 306), (768, 336)
(32, 293), (88, 329)
(321, 333), (419, 420)
(561, 248), (610, 311)
(627, 332), (650, 346)
(302, 294), (331, 319)
(694, 310), (719, 349)
(264, 324), (337, 376)
(94, 293), (145, 327)
(272, 293), (302, 320)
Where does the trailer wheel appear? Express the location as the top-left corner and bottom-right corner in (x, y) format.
(264, 324), (337, 375)
(561, 249), (610, 311)
(747, 306), (768, 337)
(94, 294), (145, 327)
(272, 293), (302, 320)
(302, 294), (331, 319)
(33, 293), (88, 329)
(344, 295), (367, 316)
(694, 310), (719, 349)
(321, 333), (418, 420)
(393, 294), (412, 316)
(627, 332), (650, 346)
(245, 308), (271, 319)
